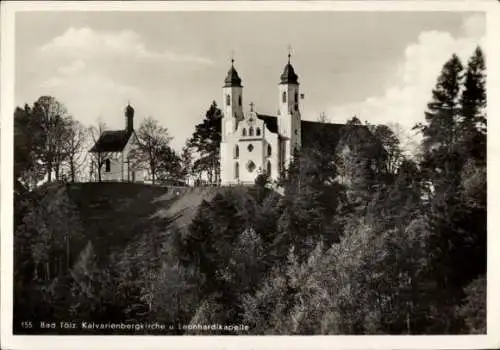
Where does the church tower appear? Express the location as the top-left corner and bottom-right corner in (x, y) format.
(278, 53), (301, 169)
(222, 59), (244, 140)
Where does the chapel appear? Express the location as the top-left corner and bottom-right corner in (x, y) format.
(89, 104), (147, 182)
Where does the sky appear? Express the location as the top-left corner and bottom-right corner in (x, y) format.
(15, 10), (485, 152)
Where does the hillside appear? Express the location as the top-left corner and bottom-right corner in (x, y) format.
(64, 182), (223, 260)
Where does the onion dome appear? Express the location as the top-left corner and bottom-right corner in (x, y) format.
(224, 59), (242, 87)
(280, 53), (299, 85)
(125, 103), (134, 116)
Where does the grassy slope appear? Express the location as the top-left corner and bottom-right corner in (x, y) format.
(65, 182), (222, 260)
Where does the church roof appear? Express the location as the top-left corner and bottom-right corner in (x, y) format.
(90, 130), (132, 153)
(224, 63), (242, 87)
(280, 62), (299, 85)
(256, 114), (373, 151)
(257, 114), (345, 146)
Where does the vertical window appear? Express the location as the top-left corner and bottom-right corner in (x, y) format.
(226, 94), (231, 106)
(256, 127), (261, 136)
(295, 91), (298, 103)
(242, 128), (247, 136)
(238, 95), (242, 106)
(267, 144), (272, 157)
(267, 161), (272, 176)
(105, 159), (111, 172)
(235, 162), (239, 179)
(249, 127), (254, 136)
(234, 145), (239, 159)
(282, 91), (287, 103)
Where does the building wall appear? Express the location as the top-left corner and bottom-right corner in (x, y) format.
(99, 132), (148, 182)
(101, 152), (123, 182)
(221, 112), (280, 185)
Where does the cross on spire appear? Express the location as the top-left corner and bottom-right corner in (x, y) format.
(288, 44), (292, 63)
(231, 49), (235, 66)
(249, 101), (255, 112)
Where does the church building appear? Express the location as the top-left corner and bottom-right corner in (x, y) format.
(220, 54), (360, 185)
(89, 104), (147, 182)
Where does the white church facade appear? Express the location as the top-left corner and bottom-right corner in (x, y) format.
(220, 55), (302, 185)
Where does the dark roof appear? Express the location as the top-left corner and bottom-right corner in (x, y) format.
(224, 64), (242, 87)
(280, 62), (299, 85)
(257, 114), (278, 133)
(257, 114), (375, 152)
(90, 130), (132, 153)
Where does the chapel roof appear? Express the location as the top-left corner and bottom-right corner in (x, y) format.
(90, 130), (132, 153)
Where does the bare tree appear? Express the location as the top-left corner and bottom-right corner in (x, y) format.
(88, 121), (109, 182)
(129, 117), (173, 184)
(34, 96), (71, 182)
(63, 118), (88, 183)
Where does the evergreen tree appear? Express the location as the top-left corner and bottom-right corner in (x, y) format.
(460, 46), (486, 139)
(14, 104), (46, 189)
(415, 54), (464, 191)
(188, 101), (222, 184)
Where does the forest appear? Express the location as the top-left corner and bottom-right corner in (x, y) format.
(13, 47), (486, 335)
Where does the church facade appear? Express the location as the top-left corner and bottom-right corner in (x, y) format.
(220, 56), (303, 185)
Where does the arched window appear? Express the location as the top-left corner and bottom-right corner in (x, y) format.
(267, 160), (272, 176)
(238, 95), (242, 106)
(105, 159), (111, 173)
(282, 91), (287, 103)
(234, 145), (239, 159)
(235, 162), (239, 179)
(226, 94), (231, 106)
(256, 127), (261, 136)
(267, 144), (272, 157)
(242, 128), (247, 136)
(249, 127), (254, 136)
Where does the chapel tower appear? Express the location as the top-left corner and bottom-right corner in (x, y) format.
(125, 103), (134, 134)
(278, 52), (302, 168)
(222, 59), (244, 140)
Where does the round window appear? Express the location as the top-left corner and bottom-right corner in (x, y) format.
(247, 144), (254, 152)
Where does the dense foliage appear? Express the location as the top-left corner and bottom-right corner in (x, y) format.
(13, 48), (486, 335)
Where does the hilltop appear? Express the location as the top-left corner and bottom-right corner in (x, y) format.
(16, 182), (230, 266)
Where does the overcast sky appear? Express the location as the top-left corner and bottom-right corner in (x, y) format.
(15, 11), (485, 152)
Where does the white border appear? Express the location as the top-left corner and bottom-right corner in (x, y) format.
(1, 1), (499, 349)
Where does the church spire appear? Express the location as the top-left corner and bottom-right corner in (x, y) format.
(280, 47), (299, 85)
(224, 53), (242, 87)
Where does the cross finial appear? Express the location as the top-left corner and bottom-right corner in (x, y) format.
(250, 101), (255, 112)
(288, 44), (292, 63)
(231, 49), (235, 66)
